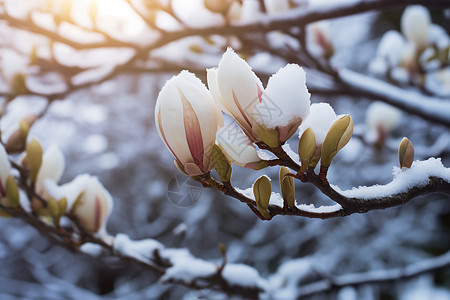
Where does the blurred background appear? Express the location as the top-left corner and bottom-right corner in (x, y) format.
(0, 0), (449, 299)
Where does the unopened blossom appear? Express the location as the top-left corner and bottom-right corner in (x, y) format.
(264, 0), (289, 14)
(208, 48), (310, 145)
(46, 174), (113, 234)
(365, 101), (402, 145)
(155, 71), (223, 176)
(0, 145), (11, 197)
(306, 21), (334, 59)
(298, 103), (337, 167)
(400, 5), (430, 51)
(35, 145), (65, 199)
(217, 122), (266, 170)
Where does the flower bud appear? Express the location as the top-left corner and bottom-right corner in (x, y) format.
(279, 167), (295, 208)
(35, 145), (65, 198)
(5, 114), (38, 154)
(70, 176), (113, 234)
(307, 22), (334, 59)
(298, 103), (337, 168)
(401, 5), (430, 50)
(253, 175), (271, 219)
(5, 175), (20, 208)
(365, 102), (401, 146)
(155, 71), (223, 176)
(26, 139), (43, 183)
(320, 115), (353, 168)
(208, 49), (310, 146)
(398, 137), (414, 168)
(211, 145), (232, 183)
(298, 127), (316, 173)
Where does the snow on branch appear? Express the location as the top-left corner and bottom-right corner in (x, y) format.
(339, 69), (450, 128)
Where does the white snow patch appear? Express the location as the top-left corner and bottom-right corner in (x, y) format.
(282, 144), (300, 165)
(161, 248), (217, 282)
(333, 158), (450, 199)
(113, 234), (164, 263)
(80, 243), (103, 257)
(222, 263), (266, 289)
(296, 203), (342, 213)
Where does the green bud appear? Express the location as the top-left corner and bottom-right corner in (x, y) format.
(11, 73), (27, 96)
(298, 128), (316, 172)
(48, 197), (61, 227)
(59, 197), (67, 215)
(398, 137), (414, 168)
(212, 145), (232, 183)
(5, 176), (20, 208)
(279, 167), (295, 208)
(26, 139), (43, 183)
(218, 243), (227, 256)
(189, 44), (203, 54)
(253, 175), (271, 219)
(320, 115), (353, 168)
(254, 123), (280, 149)
(204, 0), (233, 14)
(69, 192), (84, 214)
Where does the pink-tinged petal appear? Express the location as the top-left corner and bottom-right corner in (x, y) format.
(257, 84), (263, 103)
(278, 117), (302, 142)
(233, 90), (253, 131)
(184, 163), (203, 176)
(158, 109), (181, 163)
(179, 88), (205, 173)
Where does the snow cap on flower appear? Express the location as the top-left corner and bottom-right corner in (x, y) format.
(298, 103), (337, 146)
(155, 70), (223, 176)
(35, 145), (65, 198)
(209, 48), (310, 146)
(0, 144), (11, 197)
(376, 30), (407, 67)
(401, 5), (431, 50)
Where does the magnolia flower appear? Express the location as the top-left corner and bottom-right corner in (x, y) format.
(0, 145), (11, 198)
(298, 103), (337, 168)
(365, 102), (402, 145)
(45, 174), (113, 234)
(306, 21), (334, 59)
(0, 49), (29, 94)
(208, 48), (310, 146)
(401, 5), (430, 51)
(155, 71), (223, 176)
(35, 145), (65, 199)
(217, 122), (266, 169)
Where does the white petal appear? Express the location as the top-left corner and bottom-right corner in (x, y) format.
(217, 123), (260, 165)
(257, 64), (310, 128)
(216, 48), (263, 132)
(0, 144), (11, 189)
(35, 145), (65, 196)
(401, 5), (430, 48)
(377, 30), (407, 66)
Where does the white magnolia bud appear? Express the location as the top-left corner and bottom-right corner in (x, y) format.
(365, 102), (402, 144)
(155, 71), (223, 176)
(72, 176), (112, 234)
(208, 48), (310, 145)
(46, 174), (113, 234)
(35, 145), (65, 199)
(401, 5), (431, 50)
